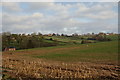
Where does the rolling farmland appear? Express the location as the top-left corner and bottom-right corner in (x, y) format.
(2, 41), (119, 79)
(1, 2), (119, 79)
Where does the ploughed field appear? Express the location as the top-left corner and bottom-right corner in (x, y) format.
(2, 41), (119, 79)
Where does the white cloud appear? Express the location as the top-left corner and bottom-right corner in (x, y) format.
(84, 10), (117, 20)
(2, 2), (118, 34)
(26, 2), (118, 20)
(75, 3), (118, 20)
(1, 0), (119, 2)
(2, 2), (22, 12)
(32, 12), (44, 18)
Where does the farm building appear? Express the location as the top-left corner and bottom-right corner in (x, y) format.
(4, 47), (16, 51)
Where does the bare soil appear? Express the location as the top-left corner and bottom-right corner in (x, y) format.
(2, 51), (119, 80)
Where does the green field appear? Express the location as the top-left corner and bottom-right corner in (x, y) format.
(44, 36), (82, 43)
(106, 35), (119, 41)
(20, 41), (118, 63)
(3, 40), (119, 79)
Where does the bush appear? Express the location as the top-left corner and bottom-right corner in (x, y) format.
(81, 40), (92, 44)
(49, 38), (53, 40)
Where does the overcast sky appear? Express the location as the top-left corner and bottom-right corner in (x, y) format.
(1, 2), (118, 34)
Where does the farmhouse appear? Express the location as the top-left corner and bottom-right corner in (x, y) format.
(4, 47), (16, 51)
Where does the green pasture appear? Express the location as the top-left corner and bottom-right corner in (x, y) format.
(106, 34), (118, 41)
(44, 36), (82, 43)
(20, 41), (118, 63)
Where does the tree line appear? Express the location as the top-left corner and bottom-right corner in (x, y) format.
(1, 32), (116, 51)
(1, 32), (58, 51)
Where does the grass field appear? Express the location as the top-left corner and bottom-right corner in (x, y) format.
(106, 35), (118, 41)
(44, 36), (82, 43)
(19, 41), (118, 63)
(2, 41), (119, 79)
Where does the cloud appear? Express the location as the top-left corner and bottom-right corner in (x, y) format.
(75, 3), (118, 20)
(2, 2), (118, 34)
(27, 2), (117, 20)
(2, 2), (22, 12)
(84, 10), (117, 19)
(27, 2), (69, 11)
(32, 13), (44, 17)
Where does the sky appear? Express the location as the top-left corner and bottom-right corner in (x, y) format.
(1, 2), (118, 34)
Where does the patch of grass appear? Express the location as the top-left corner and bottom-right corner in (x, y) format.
(28, 41), (118, 62)
(106, 35), (118, 41)
(2, 74), (17, 80)
(44, 36), (81, 43)
(16, 43), (80, 52)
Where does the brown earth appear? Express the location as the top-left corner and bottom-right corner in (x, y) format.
(2, 51), (119, 80)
